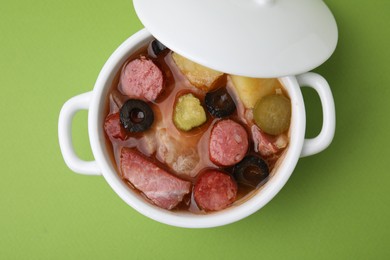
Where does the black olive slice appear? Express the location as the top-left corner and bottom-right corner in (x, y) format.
(151, 39), (167, 56)
(233, 155), (269, 188)
(120, 99), (154, 133)
(205, 87), (236, 118)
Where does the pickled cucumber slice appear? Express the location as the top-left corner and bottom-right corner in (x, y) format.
(173, 93), (207, 131)
(172, 53), (223, 90)
(254, 94), (291, 135)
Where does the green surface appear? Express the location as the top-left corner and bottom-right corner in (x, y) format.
(0, 1), (389, 259)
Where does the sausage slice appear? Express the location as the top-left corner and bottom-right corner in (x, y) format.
(209, 119), (248, 166)
(194, 170), (237, 211)
(104, 113), (127, 140)
(120, 57), (164, 101)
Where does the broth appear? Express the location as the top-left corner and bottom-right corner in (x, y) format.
(103, 39), (290, 213)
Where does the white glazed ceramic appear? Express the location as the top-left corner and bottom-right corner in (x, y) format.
(133, 0), (338, 78)
(58, 29), (335, 228)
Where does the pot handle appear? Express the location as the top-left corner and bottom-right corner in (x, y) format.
(58, 91), (101, 175)
(297, 72), (336, 158)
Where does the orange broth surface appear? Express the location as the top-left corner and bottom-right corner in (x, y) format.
(103, 40), (289, 213)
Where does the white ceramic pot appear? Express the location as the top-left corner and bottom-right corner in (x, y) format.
(58, 29), (335, 228)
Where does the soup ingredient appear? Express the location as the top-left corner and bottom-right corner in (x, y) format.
(104, 40), (292, 213)
(233, 155), (269, 188)
(194, 170), (237, 211)
(230, 76), (279, 108)
(151, 39), (167, 56)
(120, 99), (154, 133)
(173, 93), (207, 131)
(121, 148), (191, 210)
(209, 119), (248, 166)
(120, 57), (164, 101)
(156, 128), (200, 177)
(104, 112), (127, 140)
(138, 131), (158, 156)
(172, 52), (223, 90)
(252, 125), (288, 157)
(205, 87), (236, 118)
(254, 94), (291, 135)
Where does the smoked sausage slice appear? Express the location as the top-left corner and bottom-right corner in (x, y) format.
(104, 112), (127, 141)
(120, 57), (164, 101)
(194, 170), (237, 211)
(209, 119), (248, 166)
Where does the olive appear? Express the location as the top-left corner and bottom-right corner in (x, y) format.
(205, 87), (236, 118)
(120, 99), (154, 133)
(253, 94), (291, 135)
(151, 39), (167, 56)
(233, 155), (269, 188)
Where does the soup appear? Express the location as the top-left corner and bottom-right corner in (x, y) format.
(103, 39), (291, 213)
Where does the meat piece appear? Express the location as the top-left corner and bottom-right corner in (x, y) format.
(251, 125), (288, 157)
(120, 57), (164, 101)
(120, 148), (191, 210)
(209, 119), (249, 166)
(104, 113), (127, 140)
(194, 170), (237, 211)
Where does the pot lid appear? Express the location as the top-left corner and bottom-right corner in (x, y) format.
(133, 0), (338, 78)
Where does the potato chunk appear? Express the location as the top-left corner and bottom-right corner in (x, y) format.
(172, 53), (223, 90)
(230, 76), (280, 109)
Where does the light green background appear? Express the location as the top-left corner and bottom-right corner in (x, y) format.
(1, 1), (389, 259)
